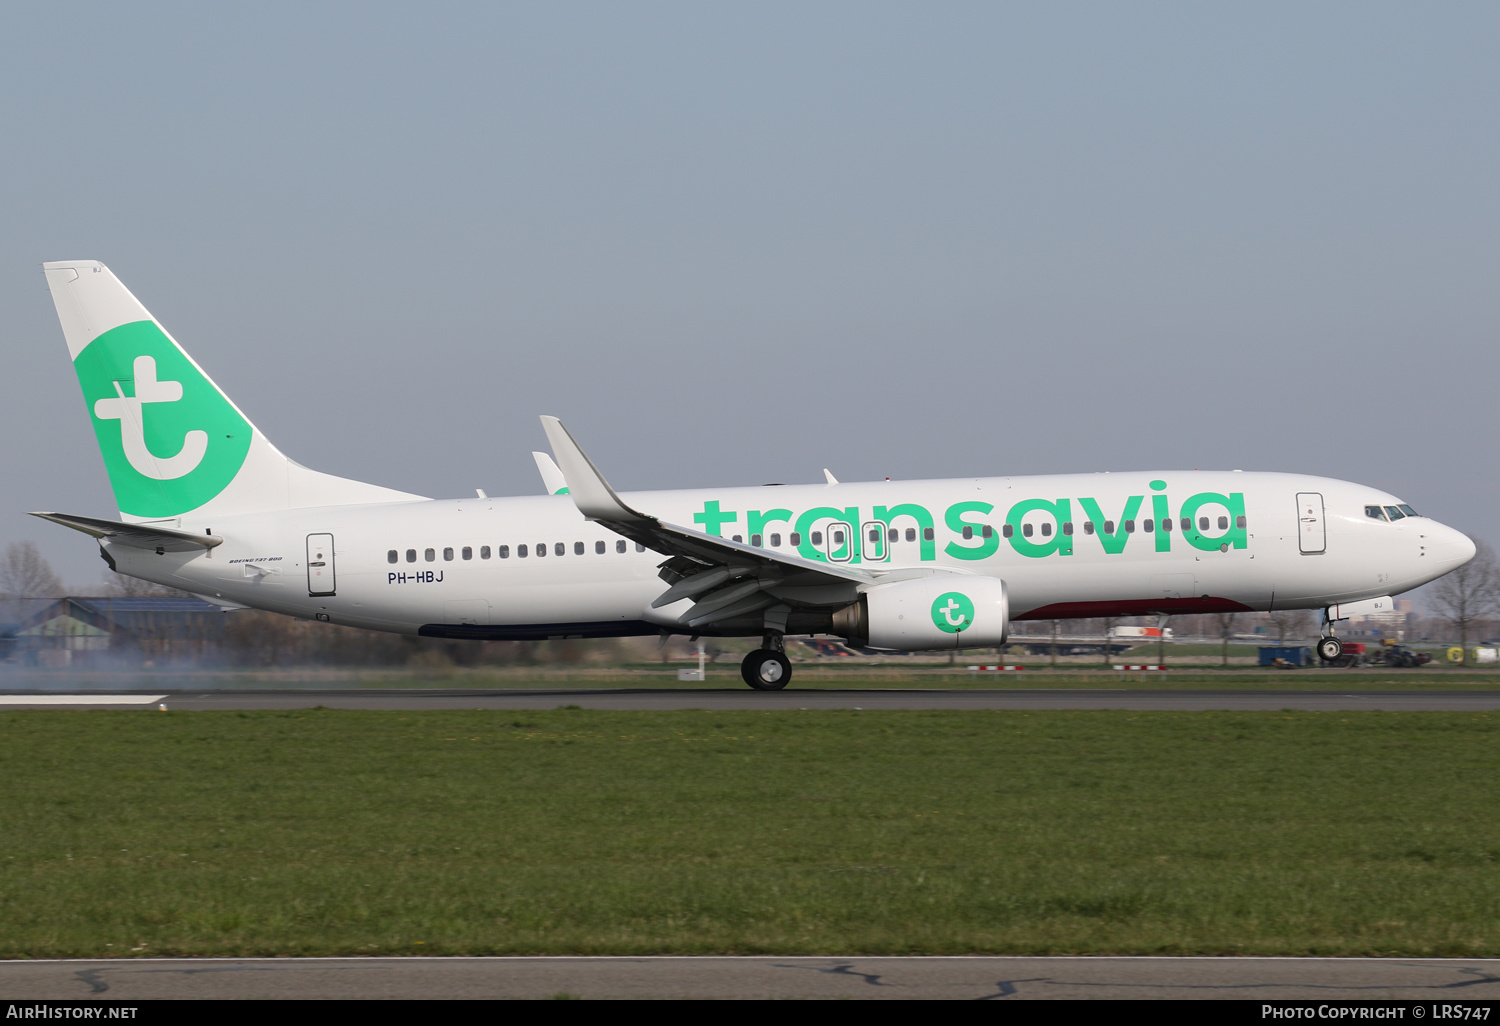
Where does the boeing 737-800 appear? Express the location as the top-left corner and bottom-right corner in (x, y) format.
(32, 261), (1477, 688)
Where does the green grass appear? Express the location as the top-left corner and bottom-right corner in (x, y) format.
(3, 709), (1500, 957)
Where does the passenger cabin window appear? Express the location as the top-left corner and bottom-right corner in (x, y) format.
(481, 546), (491, 559)
(1198, 517), (1210, 531)
(498, 545), (509, 559)
(732, 534), (743, 543)
(406, 549), (416, 563)
(868, 528), (880, 544)
(616, 540), (627, 553)
(753, 533), (764, 547)
(575, 541), (585, 555)
(635, 543), (646, 552)
(443, 547), (454, 561)
(887, 528), (898, 542)
(1084, 522), (1095, 535)
(1142, 519), (1153, 533)
(1162, 518), (1172, 532)
(923, 528), (934, 542)
(1022, 524), (1033, 538)
(1124, 520), (1135, 533)
(1236, 516), (1246, 529)
(982, 525), (994, 539)
(1181, 517), (1192, 531)
(462, 546), (472, 560)
(1062, 522), (1074, 535)
(1104, 521), (1115, 534)
(906, 528), (916, 542)
(1217, 516), (1229, 530)
(962, 526), (973, 540)
(555, 542), (565, 556)
(1041, 523), (1052, 537)
(1002, 524), (1014, 538)
(770, 533), (782, 547)
(517, 544), (527, 557)
(535, 543), (546, 557)
(424, 548), (435, 562)
(596, 540), (606, 554)
(387, 550), (398, 564)
(811, 531), (823, 546)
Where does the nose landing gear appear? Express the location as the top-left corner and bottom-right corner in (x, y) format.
(741, 631), (792, 690)
(1317, 608), (1344, 662)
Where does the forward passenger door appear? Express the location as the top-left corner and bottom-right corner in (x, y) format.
(1296, 493), (1325, 555)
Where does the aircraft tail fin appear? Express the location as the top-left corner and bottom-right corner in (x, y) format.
(42, 260), (425, 523)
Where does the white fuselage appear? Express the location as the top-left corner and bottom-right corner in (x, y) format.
(106, 470), (1475, 641)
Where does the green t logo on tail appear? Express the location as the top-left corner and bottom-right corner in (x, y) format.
(74, 320), (251, 518)
(931, 591), (974, 633)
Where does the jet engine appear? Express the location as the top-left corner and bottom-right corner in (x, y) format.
(832, 576), (1009, 650)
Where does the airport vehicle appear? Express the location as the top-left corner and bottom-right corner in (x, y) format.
(32, 261), (1478, 689)
(1376, 641), (1432, 667)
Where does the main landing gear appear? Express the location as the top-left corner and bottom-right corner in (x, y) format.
(741, 632), (792, 690)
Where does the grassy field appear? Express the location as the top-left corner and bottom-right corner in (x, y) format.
(2, 708), (1500, 957)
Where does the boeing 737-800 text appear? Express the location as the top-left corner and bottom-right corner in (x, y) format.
(32, 261), (1476, 688)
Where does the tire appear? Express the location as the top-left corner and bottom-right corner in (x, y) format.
(1317, 636), (1343, 661)
(741, 649), (792, 690)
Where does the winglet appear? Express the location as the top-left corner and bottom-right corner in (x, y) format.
(531, 451), (570, 495)
(539, 417), (652, 522)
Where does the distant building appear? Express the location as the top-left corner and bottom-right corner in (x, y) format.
(1346, 597), (1413, 639)
(0, 596), (230, 667)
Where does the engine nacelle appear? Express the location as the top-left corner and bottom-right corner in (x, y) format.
(832, 576), (1009, 650)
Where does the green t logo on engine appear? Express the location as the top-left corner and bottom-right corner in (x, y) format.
(931, 592), (974, 633)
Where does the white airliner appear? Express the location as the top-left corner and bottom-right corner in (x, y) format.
(33, 261), (1476, 688)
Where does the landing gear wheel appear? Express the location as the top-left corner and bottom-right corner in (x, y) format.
(1317, 636), (1343, 662)
(742, 649), (792, 690)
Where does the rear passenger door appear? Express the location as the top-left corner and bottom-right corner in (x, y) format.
(307, 533), (336, 595)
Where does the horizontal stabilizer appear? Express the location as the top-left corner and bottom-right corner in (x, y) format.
(30, 511), (221, 552)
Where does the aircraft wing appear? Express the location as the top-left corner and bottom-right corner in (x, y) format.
(30, 511), (222, 552)
(540, 416), (876, 630)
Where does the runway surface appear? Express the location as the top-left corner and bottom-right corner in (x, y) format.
(3, 688), (1500, 711)
(4, 956), (1500, 999)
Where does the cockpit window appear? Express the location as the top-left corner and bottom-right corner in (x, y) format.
(1398, 504), (1418, 517)
(1384, 506), (1405, 521)
(1365, 505), (1388, 521)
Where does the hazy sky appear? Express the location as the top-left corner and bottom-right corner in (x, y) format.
(2, 2), (1497, 591)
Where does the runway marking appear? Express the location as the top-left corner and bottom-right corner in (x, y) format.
(0, 695), (167, 705)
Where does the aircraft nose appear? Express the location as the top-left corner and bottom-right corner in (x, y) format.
(1429, 523), (1477, 571)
